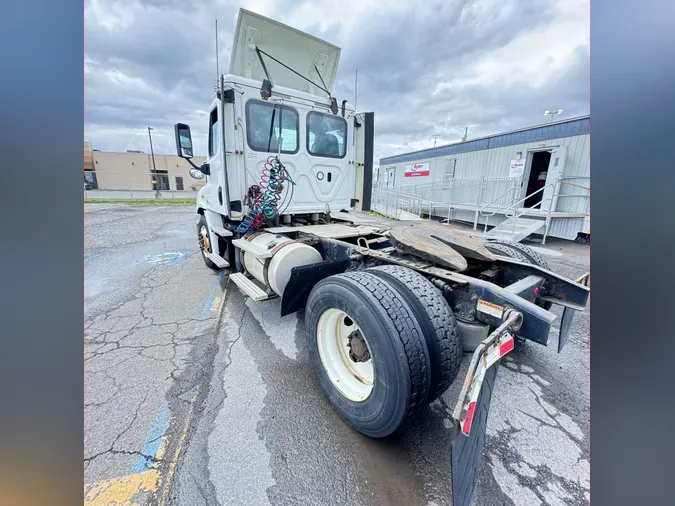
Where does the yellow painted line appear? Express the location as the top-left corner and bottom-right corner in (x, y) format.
(84, 469), (159, 506)
(85, 436), (169, 505)
(211, 295), (223, 315)
(158, 397), (196, 506)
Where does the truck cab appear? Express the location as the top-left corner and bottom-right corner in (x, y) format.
(175, 9), (372, 239)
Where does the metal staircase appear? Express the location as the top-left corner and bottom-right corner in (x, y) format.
(485, 217), (545, 242)
(480, 181), (558, 244)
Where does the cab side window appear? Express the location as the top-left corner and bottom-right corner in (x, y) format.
(208, 108), (220, 157)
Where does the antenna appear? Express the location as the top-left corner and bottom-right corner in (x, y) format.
(354, 69), (358, 110)
(215, 19), (219, 80)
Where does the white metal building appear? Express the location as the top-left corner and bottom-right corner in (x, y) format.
(375, 115), (590, 242)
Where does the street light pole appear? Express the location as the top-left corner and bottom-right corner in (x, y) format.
(148, 127), (159, 197)
(544, 109), (563, 122)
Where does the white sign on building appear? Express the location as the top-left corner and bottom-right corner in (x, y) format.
(508, 159), (526, 179)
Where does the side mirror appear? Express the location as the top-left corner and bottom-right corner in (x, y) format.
(189, 167), (204, 180)
(174, 123), (194, 159)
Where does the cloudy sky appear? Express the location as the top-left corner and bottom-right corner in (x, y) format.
(85, 0), (589, 163)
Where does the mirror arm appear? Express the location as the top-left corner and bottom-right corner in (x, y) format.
(186, 158), (210, 176)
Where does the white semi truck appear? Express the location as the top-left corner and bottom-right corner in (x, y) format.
(174, 10), (590, 505)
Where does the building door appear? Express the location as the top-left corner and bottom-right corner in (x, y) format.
(387, 167), (396, 189)
(523, 150), (551, 208)
(541, 145), (567, 212)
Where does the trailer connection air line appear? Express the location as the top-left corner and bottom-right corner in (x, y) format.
(236, 156), (295, 234)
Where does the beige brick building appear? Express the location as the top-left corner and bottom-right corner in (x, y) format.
(84, 141), (206, 192)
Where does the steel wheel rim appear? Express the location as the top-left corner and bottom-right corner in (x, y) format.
(199, 225), (210, 253)
(317, 308), (374, 402)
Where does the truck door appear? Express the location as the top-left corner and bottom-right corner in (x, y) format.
(304, 109), (352, 212)
(204, 99), (228, 216)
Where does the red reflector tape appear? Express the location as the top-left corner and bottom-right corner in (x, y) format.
(461, 401), (477, 435)
(499, 337), (514, 356)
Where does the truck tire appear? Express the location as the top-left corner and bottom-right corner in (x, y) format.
(305, 271), (431, 438)
(367, 265), (462, 402)
(485, 242), (552, 311)
(484, 242), (530, 264)
(197, 214), (218, 270)
(487, 240), (552, 271)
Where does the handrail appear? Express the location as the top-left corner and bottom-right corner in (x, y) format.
(504, 182), (555, 219)
(478, 183), (519, 217)
(373, 175), (589, 238)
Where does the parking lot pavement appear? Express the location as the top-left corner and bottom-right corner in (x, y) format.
(85, 204), (589, 506)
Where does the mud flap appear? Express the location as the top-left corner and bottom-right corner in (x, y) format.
(558, 306), (576, 353)
(451, 362), (500, 506)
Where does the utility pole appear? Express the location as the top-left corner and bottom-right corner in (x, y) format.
(431, 134), (440, 147)
(148, 127), (159, 197)
(462, 127), (468, 142)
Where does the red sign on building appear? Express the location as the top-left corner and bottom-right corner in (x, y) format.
(404, 162), (430, 177)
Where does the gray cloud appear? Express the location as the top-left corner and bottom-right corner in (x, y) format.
(85, 0), (589, 161)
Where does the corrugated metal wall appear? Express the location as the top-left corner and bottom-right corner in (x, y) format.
(384, 134), (588, 209)
(378, 116), (590, 240)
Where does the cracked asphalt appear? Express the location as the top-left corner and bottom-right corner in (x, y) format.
(84, 204), (590, 506)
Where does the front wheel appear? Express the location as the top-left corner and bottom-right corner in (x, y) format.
(305, 271), (431, 438)
(196, 214), (219, 270)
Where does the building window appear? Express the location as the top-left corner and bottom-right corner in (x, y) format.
(245, 100), (299, 154)
(307, 111), (347, 158)
(84, 171), (98, 190)
(208, 108), (220, 157)
(443, 159), (456, 181)
(175, 176), (184, 191)
(151, 171), (170, 191)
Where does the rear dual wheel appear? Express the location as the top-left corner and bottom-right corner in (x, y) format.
(485, 240), (554, 349)
(305, 268), (461, 438)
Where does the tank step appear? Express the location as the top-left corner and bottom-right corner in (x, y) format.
(229, 273), (274, 301)
(211, 226), (233, 238)
(204, 252), (230, 269)
(231, 238), (274, 259)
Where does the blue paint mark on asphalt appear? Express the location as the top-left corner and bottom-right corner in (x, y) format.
(200, 293), (216, 319)
(131, 268), (226, 474)
(142, 250), (192, 267)
(132, 403), (170, 473)
(196, 270), (225, 329)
